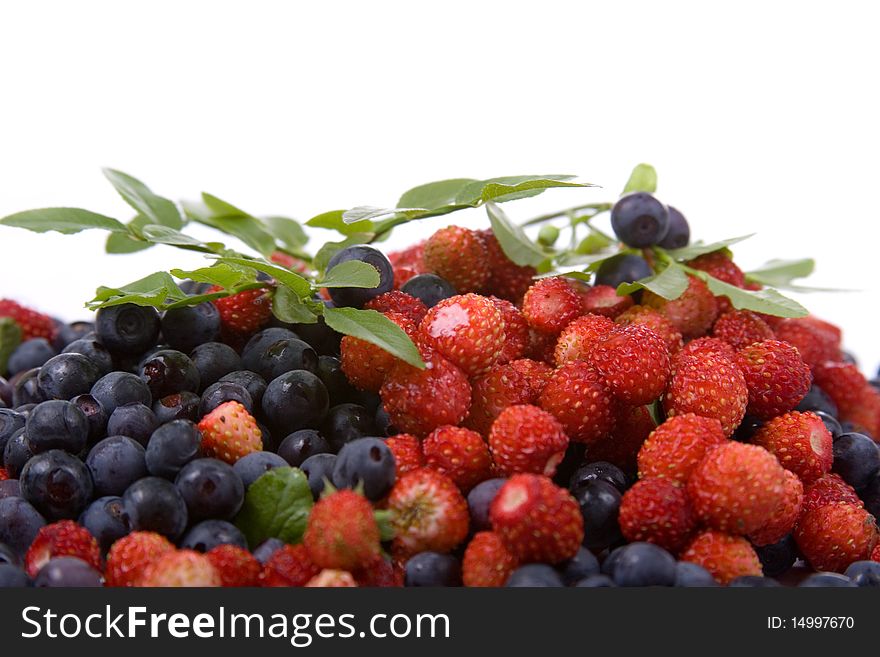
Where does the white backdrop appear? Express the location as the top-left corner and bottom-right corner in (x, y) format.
(1, 1), (878, 374)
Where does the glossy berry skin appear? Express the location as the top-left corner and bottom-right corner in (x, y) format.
(79, 496), (130, 554)
(36, 353), (100, 401)
(95, 303), (161, 355)
(233, 451), (287, 488)
(219, 370), (267, 409)
(754, 535), (798, 578)
(673, 561), (718, 587)
(21, 450), (93, 520)
(400, 273), (457, 308)
(62, 338), (113, 377)
(0, 496), (46, 557)
(751, 411), (833, 484)
(799, 573), (857, 587)
(90, 372), (151, 417)
(553, 313), (615, 366)
(521, 277), (584, 335)
(190, 342), (241, 393)
(259, 544), (320, 587)
(33, 557), (103, 587)
(3, 429), (33, 479)
(261, 370), (329, 435)
(0, 409), (26, 454)
(579, 285), (634, 319)
(423, 425), (492, 492)
(569, 461), (629, 494)
(160, 303), (221, 353)
(611, 542), (677, 587)
(304, 489), (380, 571)
(277, 429), (330, 467)
(615, 305), (683, 354)
(241, 328), (296, 369)
(681, 531), (762, 585)
(489, 404), (569, 477)
(423, 226), (489, 293)
(587, 324), (671, 406)
(180, 519), (247, 552)
(12, 369), (45, 408)
(0, 299), (57, 342)
(594, 254), (653, 289)
(619, 478), (695, 553)
(538, 362), (616, 445)
(405, 551), (462, 587)
(326, 245), (394, 308)
(199, 381), (253, 417)
(505, 564), (565, 587)
(139, 549), (221, 587)
(107, 403), (158, 447)
(144, 419), (202, 479)
(794, 502), (879, 572)
(72, 394), (109, 445)
(86, 436), (148, 497)
(0, 564), (30, 587)
(558, 546), (601, 585)
(139, 349), (200, 399)
(467, 362), (536, 436)
(211, 288), (273, 337)
(610, 192), (669, 247)
(122, 476), (189, 540)
(844, 560), (880, 587)
(332, 437), (396, 501)
(466, 478), (506, 532)
(657, 206), (690, 248)
(735, 340), (811, 420)
(802, 473), (862, 514)
(175, 458), (244, 521)
(321, 403), (376, 453)
(832, 432), (880, 490)
(300, 453), (337, 500)
(573, 479), (623, 551)
(461, 531), (518, 587)
(25, 400), (89, 454)
(251, 338), (318, 383)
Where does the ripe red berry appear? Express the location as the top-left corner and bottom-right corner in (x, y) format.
(105, 531), (175, 587)
(462, 531), (519, 587)
(678, 336), (736, 361)
(260, 544), (321, 587)
(384, 433), (425, 478)
(643, 274), (718, 339)
(735, 339), (811, 420)
(664, 352), (748, 436)
(813, 361), (880, 436)
(751, 411), (833, 484)
(712, 310), (775, 351)
(478, 229), (537, 302)
(197, 400), (263, 464)
(488, 404), (569, 476)
(537, 362), (616, 444)
(509, 358), (553, 396)
(341, 311), (418, 392)
(306, 569), (358, 587)
(139, 550), (221, 587)
(615, 305), (683, 354)
(749, 469), (803, 547)
(578, 285), (634, 319)
(206, 545), (261, 587)
(0, 299), (57, 341)
(364, 290), (428, 325)
(794, 502), (879, 573)
(467, 362), (535, 435)
(489, 296), (529, 364)
(637, 413), (726, 484)
(681, 530), (761, 585)
(210, 287), (272, 335)
(25, 520), (102, 578)
(775, 317), (841, 369)
(618, 478), (696, 553)
(802, 473), (863, 514)
(687, 252), (746, 314)
(423, 425), (493, 491)
(521, 277), (584, 335)
(553, 313), (615, 365)
(304, 489), (381, 571)
(423, 226), (490, 293)
(587, 324), (671, 406)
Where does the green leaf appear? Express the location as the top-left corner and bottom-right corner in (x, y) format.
(201, 192), (248, 217)
(272, 286), (319, 324)
(617, 262), (690, 299)
(234, 467), (313, 547)
(375, 509), (395, 542)
(397, 178), (477, 210)
(320, 260), (380, 289)
(170, 263), (258, 289)
(87, 272), (187, 310)
(306, 209), (374, 236)
(342, 206), (427, 224)
(745, 258), (815, 288)
(0, 208), (128, 234)
(486, 202), (552, 267)
(576, 230), (612, 254)
(622, 163), (658, 195)
(102, 169), (182, 229)
(666, 235), (755, 261)
(261, 215), (308, 250)
(105, 217), (154, 254)
(323, 307), (425, 369)
(140, 224), (220, 251)
(456, 175), (593, 205)
(214, 256), (312, 298)
(312, 233), (373, 274)
(184, 194), (277, 256)
(0, 318), (23, 377)
(690, 270), (809, 318)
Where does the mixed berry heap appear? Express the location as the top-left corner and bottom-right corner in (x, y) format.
(1, 165), (880, 588)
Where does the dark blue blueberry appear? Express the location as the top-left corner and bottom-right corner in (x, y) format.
(199, 381), (253, 417)
(332, 437), (396, 501)
(11, 368), (45, 407)
(86, 436), (148, 497)
(293, 316), (342, 357)
(841, 351), (858, 366)
(241, 328), (299, 372)
(0, 480), (21, 499)
(559, 546), (601, 584)
(219, 370), (267, 409)
(3, 429), (32, 478)
(278, 429), (331, 467)
(180, 519), (247, 552)
(552, 442), (587, 489)
(657, 206), (690, 249)
(0, 542), (17, 566)
(161, 303), (221, 353)
(832, 432), (880, 490)
(844, 560), (880, 587)
(8, 339), (57, 376)
(52, 321), (94, 351)
(0, 409), (26, 453)
(36, 353), (100, 401)
(505, 564), (565, 587)
(0, 496), (45, 557)
(20, 449), (93, 519)
(316, 355), (357, 403)
(814, 410), (842, 439)
(594, 254), (654, 288)
(175, 458), (244, 521)
(107, 403), (158, 447)
(575, 574), (617, 587)
(611, 192), (669, 248)
(178, 281), (212, 295)
(71, 394), (108, 445)
(611, 542), (676, 587)
(728, 576), (781, 587)
(400, 273), (457, 308)
(144, 419), (202, 479)
(321, 403), (376, 452)
(574, 479), (623, 551)
(62, 338), (113, 377)
(863, 473), (880, 519)
(79, 496), (130, 554)
(796, 385), (838, 417)
(300, 453), (337, 499)
(95, 304), (161, 355)
(0, 563), (29, 587)
(570, 461), (629, 494)
(233, 451), (288, 488)
(152, 391), (200, 424)
(754, 534), (798, 578)
(404, 552), (462, 586)
(253, 538), (285, 564)
(13, 404), (37, 417)
(601, 546), (626, 576)
(374, 404), (398, 437)
(326, 245), (394, 308)
(90, 371), (151, 416)
(799, 573), (856, 587)
(33, 557), (102, 587)
(0, 376), (11, 407)
(674, 561), (719, 587)
(25, 400), (88, 454)
(261, 370), (329, 434)
(466, 478), (506, 532)
(139, 349), (200, 399)
(251, 338), (318, 383)
(123, 476), (188, 539)
(733, 415), (764, 442)
(190, 342), (241, 392)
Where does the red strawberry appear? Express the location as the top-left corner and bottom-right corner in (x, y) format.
(306, 569), (358, 587)
(637, 413), (726, 484)
(794, 502), (879, 572)
(509, 358), (553, 396)
(25, 521), (102, 578)
(105, 531), (174, 587)
(490, 474), (583, 564)
(802, 473), (863, 514)
(615, 305), (683, 354)
(618, 478), (696, 553)
(423, 425), (492, 491)
(478, 229), (537, 302)
(489, 296), (529, 364)
(537, 362), (616, 444)
(462, 531), (518, 587)
(139, 549), (221, 587)
(664, 352), (748, 436)
(587, 324), (671, 406)
(303, 489), (381, 571)
(0, 299), (57, 341)
(423, 226), (490, 293)
(364, 290), (428, 326)
(579, 285), (634, 319)
(521, 277), (584, 335)
(678, 336), (736, 361)
(687, 252), (746, 313)
(751, 411), (833, 484)
(488, 404), (569, 476)
(643, 274), (718, 338)
(735, 340), (811, 420)
(206, 545), (261, 587)
(749, 469), (803, 546)
(270, 251), (310, 273)
(389, 240), (426, 273)
(352, 556), (403, 587)
(388, 469), (469, 558)
(197, 400), (263, 464)
(687, 442), (787, 535)
(466, 362), (535, 435)
(341, 311), (418, 392)
(210, 287), (272, 335)
(775, 317), (841, 369)
(553, 313), (615, 365)
(384, 433), (425, 478)
(681, 530), (761, 585)
(587, 404), (656, 473)
(260, 544), (320, 587)
(872, 544), (880, 563)
(813, 361), (880, 436)
(712, 310), (775, 351)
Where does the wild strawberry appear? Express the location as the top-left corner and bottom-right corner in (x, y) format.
(735, 340), (811, 420)
(587, 404), (655, 473)
(306, 569), (358, 587)
(206, 545), (261, 587)
(845, 391), (880, 440)
(0, 299), (57, 341)
(364, 290), (428, 325)
(380, 348), (471, 436)
(384, 434), (425, 478)
(210, 287), (272, 335)
(419, 294), (505, 377)
(775, 317), (841, 369)
(388, 469), (469, 558)
(749, 470), (803, 546)
(521, 277), (583, 334)
(712, 310), (774, 350)
(489, 404), (570, 476)
(872, 544), (880, 563)
(105, 531), (174, 587)
(587, 324), (671, 406)
(352, 557), (403, 587)
(553, 313), (615, 365)
(618, 478), (696, 553)
(197, 400), (263, 464)
(389, 240), (426, 274)
(478, 229), (537, 302)
(643, 274), (718, 338)
(467, 362), (535, 435)
(423, 425), (492, 491)
(813, 361), (880, 435)
(615, 305), (683, 354)
(489, 296), (529, 364)
(538, 362), (616, 444)
(678, 336), (736, 361)
(637, 413), (726, 484)
(794, 502), (879, 572)
(270, 251), (311, 273)
(509, 358), (553, 396)
(802, 473), (863, 514)
(751, 411), (832, 484)
(423, 226), (490, 293)
(304, 489), (381, 571)
(687, 252), (746, 312)
(490, 474), (583, 564)
(24, 520), (102, 578)
(341, 311), (418, 392)
(462, 531), (518, 587)
(664, 352), (748, 436)
(260, 544), (320, 587)
(681, 530), (762, 585)
(139, 549), (222, 587)
(687, 442), (787, 535)
(579, 285), (634, 319)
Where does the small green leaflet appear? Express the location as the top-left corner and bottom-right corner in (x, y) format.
(397, 178), (478, 210)
(665, 235), (754, 261)
(306, 209), (374, 236)
(169, 263), (258, 289)
(102, 169), (183, 229)
(184, 194), (277, 257)
(743, 258), (833, 292)
(0, 318), (22, 377)
(622, 163), (658, 195)
(617, 261), (690, 299)
(87, 271), (187, 310)
(319, 260), (380, 289)
(312, 233), (373, 274)
(342, 206), (428, 224)
(486, 202), (552, 268)
(323, 307), (425, 369)
(234, 467), (313, 546)
(272, 286), (319, 324)
(262, 215), (309, 251)
(576, 230), (612, 254)
(106, 215), (154, 254)
(214, 256), (312, 298)
(140, 225), (223, 252)
(0, 208), (128, 234)
(689, 270), (809, 317)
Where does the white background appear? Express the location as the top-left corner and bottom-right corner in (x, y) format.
(1, 1), (878, 373)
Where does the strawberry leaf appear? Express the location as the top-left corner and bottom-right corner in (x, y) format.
(319, 260), (380, 289)
(323, 307), (425, 369)
(170, 263), (258, 289)
(87, 272), (188, 310)
(213, 256), (312, 298)
(690, 270), (809, 317)
(0, 208), (128, 234)
(306, 209), (374, 236)
(234, 467), (313, 547)
(621, 163), (658, 195)
(617, 261), (690, 300)
(486, 202), (553, 267)
(397, 178), (478, 210)
(272, 286), (319, 324)
(102, 169), (182, 229)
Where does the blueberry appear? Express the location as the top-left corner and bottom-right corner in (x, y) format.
(123, 476), (188, 539)
(796, 385), (838, 417)
(400, 273), (457, 308)
(505, 564), (565, 587)
(175, 458), (244, 521)
(278, 429), (331, 467)
(161, 303), (221, 353)
(300, 453), (337, 499)
(610, 192), (669, 248)
(71, 394), (108, 445)
(292, 316), (342, 357)
(53, 321), (94, 351)
(8, 339), (57, 376)
(863, 473), (880, 519)
(0, 542), (19, 566)
(20, 449), (93, 519)
(374, 405), (398, 437)
(574, 479), (623, 551)
(611, 542), (676, 587)
(0, 377), (11, 407)
(0, 496), (45, 557)
(179, 281), (213, 295)
(219, 371), (267, 409)
(0, 409), (26, 453)
(569, 461), (629, 494)
(575, 574), (617, 587)
(253, 538), (285, 564)
(466, 478), (506, 532)
(11, 368), (45, 407)
(37, 353), (100, 401)
(14, 403), (37, 417)
(233, 451), (288, 488)
(34, 557), (103, 587)
(139, 349), (200, 399)
(332, 437), (396, 501)
(674, 561), (719, 587)
(326, 245), (394, 308)
(79, 496), (130, 554)
(86, 436), (148, 497)
(754, 534), (798, 578)
(0, 563), (29, 587)
(728, 575), (781, 587)
(152, 392), (201, 424)
(262, 370), (329, 434)
(732, 415), (764, 442)
(91, 371), (152, 416)
(799, 573), (856, 587)
(316, 355), (357, 403)
(656, 205), (690, 249)
(552, 443), (587, 489)
(199, 381), (253, 417)
(559, 546), (601, 584)
(844, 560), (880, 587)
(322, 403), (376, 452)
(180, 519), (247, 552)
(190, 342), (241, 392)
(144, 419), (202, 479)
(594, 254), (654, 289)
(107, 403), (158, 447)
(241, 328), (299, 372)
(604, 545), (627, 576)
(252, 338), (318, 383)
(832, 432), (880, 489)
(95, 304), (161, 355)
(62, 338), (113, 377)
(813, 410), (843, 439)
(25, 400), (88, 454)
(3, 429), (32, 478)
(404, 552), (462, 586)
